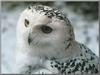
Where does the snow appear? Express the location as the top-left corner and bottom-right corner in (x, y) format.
(1, 3), (99, 74)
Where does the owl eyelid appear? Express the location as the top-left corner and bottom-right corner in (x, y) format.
(25, 19), (29, 27)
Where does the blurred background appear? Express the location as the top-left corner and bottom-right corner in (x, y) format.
(1, 1), (99, 73)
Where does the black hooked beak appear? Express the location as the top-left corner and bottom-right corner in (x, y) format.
(28, 33), (32, 45)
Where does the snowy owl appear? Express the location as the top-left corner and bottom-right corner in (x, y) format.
(15, 5), (99, 74)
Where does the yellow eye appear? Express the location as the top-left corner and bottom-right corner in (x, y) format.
(24, 19), (29, 27)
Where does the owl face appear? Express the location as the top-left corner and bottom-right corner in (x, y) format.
(24, 13), (67, 46)
(17, 5), (74, 58)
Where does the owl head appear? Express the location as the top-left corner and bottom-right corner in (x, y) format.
(17, 5), (75, 58)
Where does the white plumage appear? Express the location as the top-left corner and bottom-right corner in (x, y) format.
(15, 5), (98, 74)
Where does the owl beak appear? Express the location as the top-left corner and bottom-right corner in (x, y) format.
(28, 34), (32, 45)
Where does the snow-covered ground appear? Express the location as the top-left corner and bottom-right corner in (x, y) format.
(1, 2), (99, 74)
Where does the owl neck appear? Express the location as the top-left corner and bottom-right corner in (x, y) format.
(55, 40), (82, 61)
(17, 37), (81, 61)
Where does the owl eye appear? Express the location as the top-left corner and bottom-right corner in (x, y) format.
(41, 25), (53, 34)
(24, 19), (29, 27)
